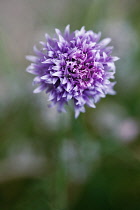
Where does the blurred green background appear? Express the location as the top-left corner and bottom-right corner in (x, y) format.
(0, 0), (140, 209)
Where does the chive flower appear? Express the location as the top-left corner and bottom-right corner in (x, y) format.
(26, 25), (119, 118)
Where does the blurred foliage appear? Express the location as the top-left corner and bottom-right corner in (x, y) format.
(0, 0), (140, 209)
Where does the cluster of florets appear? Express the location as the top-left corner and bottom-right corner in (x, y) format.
(26, 25), (119, 118)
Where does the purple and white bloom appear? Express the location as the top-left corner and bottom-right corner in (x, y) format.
(26, 25), (119, 118)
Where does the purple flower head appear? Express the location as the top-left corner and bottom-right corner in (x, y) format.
(26, 25), (119, 118)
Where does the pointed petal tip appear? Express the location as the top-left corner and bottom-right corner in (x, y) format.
(26, 55), (38, 62)
(39, 41), (46, 46)
(25, 55), (32, 61)
(33, 84), (46, 93)
(26, 65), (37, 75)
(113, 56), (120, 61)
(33, 45), (38, 52)
(64, 24), (70, 37)
(45, 33), (51, 41)
(65, 24), (70, 30)
(33, 88), (40, 94)
(100, 37), (111, 46)
(55, 28), (61, 35)
(81, 26), (85, 30)
(75, 111), (80, 119)
(26, 66), (30, 72)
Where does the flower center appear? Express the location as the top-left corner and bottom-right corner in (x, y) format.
(65, 54), (95, 88)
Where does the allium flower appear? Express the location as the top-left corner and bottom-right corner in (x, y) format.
(26, 25), (119, 118)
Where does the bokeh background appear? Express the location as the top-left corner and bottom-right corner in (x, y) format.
(0, 0), (140, 209)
